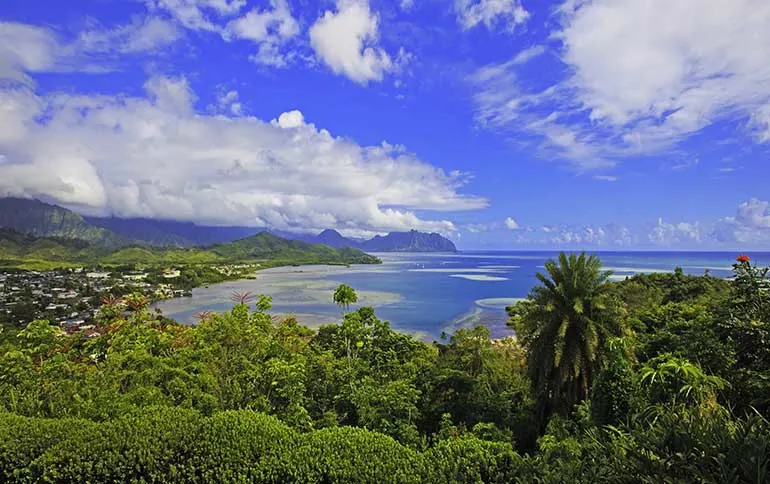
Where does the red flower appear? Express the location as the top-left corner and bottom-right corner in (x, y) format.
(737, 254), (750, 263)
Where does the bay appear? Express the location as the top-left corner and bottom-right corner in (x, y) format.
(153, 251), (766, 341)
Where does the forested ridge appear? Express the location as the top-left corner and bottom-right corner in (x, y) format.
(0, 229), (380, 271)
(1, 253), (769, 483)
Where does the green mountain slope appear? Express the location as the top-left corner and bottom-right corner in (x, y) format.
(0, 198), (127, 247)
(0, 229), (380, 270)
(210, 232), (380, 264)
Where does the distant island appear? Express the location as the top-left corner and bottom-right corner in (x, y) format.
(0, 197), (457, 253)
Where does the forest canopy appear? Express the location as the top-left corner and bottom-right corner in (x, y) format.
(0, 254), (769, 483)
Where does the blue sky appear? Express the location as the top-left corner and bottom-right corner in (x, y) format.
(1, 0), (769, 249)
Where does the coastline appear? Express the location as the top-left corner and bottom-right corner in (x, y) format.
(152, 262), (404, 325)
(153, 261), (521, 342)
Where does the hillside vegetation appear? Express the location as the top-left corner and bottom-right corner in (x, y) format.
(0, 230), (380, 270)
(0, 254), (768, 482)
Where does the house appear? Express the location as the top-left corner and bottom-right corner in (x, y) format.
(86, 272), (110, 279)
(60, 319), (86, 332)
(124, 273), (148, 281)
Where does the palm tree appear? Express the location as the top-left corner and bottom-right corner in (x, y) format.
(509, 252), (624, 423)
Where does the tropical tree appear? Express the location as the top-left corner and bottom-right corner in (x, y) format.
(230, 291), (255, 305)
(124, 292), (149, 313)
(508, 252), (625, 425)
(333, 284), (358, 314)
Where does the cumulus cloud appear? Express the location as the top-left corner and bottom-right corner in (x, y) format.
(465, 199), (770, 249)
(215, 89), (242, 115)
(546, 224), (635, 247)
(713, 198), (770, 245)
(648, 218), (703, 246)
(0, 75), (485, 234)
(470, 0), (770, 169)
(504, 217), (519, 229)
(455, 0), (529, 31)
(223, 0), (300, 67)
(309, 0), (402, 84)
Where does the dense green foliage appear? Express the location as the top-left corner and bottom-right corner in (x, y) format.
(333, 283), (358, 313)
(508, 252), (626, 426)
(0, 229), (380, 270)
(1, 253), (769, 482)
(209, 232), (379, 265)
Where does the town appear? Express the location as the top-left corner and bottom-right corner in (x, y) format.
(0, 267), (197, 332)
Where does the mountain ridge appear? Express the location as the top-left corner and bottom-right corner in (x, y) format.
(0, 198), (128, 248)
(283, 228), (457, 252)
(0, 198), (457, 253)
(0, 227), (380, 269)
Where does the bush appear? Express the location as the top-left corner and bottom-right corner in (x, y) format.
(425, 435), (526, 484)
(32, 406), (203, 483)
(188, 410), (298, 483)
(0, 413), (98, 483)
(291, 426), (425, 483)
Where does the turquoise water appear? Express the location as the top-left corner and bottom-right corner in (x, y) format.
(153, 251), (765, 341)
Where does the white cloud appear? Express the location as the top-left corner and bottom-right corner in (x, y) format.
(648, 218), (703, 246)
(713, 198), (770, 245)
(592, 175), (617, 182)
(0, 19), (181, 83)
(559, 0), (770, 138)
(464, 224), (486, 233)
(309, 0), (401, 84)
(223, 0), (299, 67)
(735, 199), (770, 228)
(224, 2), (296, 41)
(0, 75), (485, 234)
(216, 89), (242, 115)
(147, 0), (246, 31)
(547, 224), (635, 247)
(504, 217), (519, 229)
(77, 17), (182, 54)
(751, 102), (770, 143)
(400, 0), (415, 11)
(273, 109), (305, 129)
(470, 56), (616, 171)
(470, 0), (770, 169)
(511, 45), (545, 65)
(0, 23), (61, 84)
(455, 0), (529, 31)
(463, 217), (522, 233)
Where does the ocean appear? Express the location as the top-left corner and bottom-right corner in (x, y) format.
(152, 251), (764, 341)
